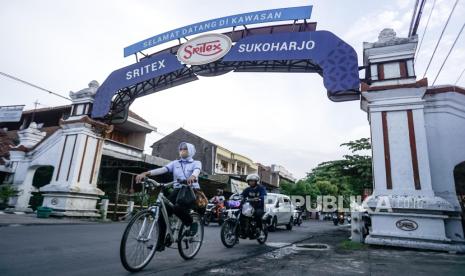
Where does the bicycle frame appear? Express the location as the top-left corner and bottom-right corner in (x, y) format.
(142, 181), (184, 245)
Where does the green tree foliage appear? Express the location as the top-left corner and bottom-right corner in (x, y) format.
(280, 138), (372, 201)
(0, 185), (19, 206)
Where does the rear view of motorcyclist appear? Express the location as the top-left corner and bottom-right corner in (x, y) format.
(241, 173), (267, 232)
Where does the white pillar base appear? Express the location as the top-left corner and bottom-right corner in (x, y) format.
(364, 195), (465, 252)
(365, 235), (465, 253)
(41, 184), (103, 218)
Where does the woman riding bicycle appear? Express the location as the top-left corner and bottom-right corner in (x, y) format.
(136, 142), (201, 251)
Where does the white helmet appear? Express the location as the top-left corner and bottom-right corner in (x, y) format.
(246, 173), (260, 184)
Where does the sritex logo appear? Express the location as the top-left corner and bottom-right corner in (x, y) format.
(177, 34), (232, 65)
(395, 219), (418, 231)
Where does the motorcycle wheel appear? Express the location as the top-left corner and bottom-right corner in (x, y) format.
(221, 219), (237, 248)
(257, 225), (268, 244)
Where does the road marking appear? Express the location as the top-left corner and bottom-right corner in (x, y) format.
(265, 242), (292, 248)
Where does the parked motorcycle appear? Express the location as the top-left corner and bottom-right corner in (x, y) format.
(220, 197), (268, 248)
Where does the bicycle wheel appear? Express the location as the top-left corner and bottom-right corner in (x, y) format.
(177, 212), (204, 260)
(120, 209), (160, 272)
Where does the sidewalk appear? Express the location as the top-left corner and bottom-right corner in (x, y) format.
(0, 211), (103, 227)
(197, 224), (465, 276)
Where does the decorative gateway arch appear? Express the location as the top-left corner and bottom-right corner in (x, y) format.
(89, 5), (465, 253)
(90, 6), (360, 122)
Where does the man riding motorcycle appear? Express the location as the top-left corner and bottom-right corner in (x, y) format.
(240, 173), (267, 236)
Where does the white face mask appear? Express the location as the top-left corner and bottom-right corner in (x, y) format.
(179, 149), (189, 159)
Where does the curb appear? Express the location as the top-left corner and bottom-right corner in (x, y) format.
(0, 222), (100, 228)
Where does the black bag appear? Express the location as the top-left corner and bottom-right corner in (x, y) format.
(176, 185), (196, 206)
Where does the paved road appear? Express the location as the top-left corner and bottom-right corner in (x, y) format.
(0, 220), (336, 275)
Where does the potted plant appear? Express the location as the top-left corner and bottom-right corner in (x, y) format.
(36, 206), (53, 218)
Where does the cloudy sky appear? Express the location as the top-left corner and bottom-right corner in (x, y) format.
(1, 0), (464, 179)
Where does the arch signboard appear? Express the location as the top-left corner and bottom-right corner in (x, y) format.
(91, 6), (360, 122)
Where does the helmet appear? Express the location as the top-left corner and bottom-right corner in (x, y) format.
(241, 202), (254, 217)
(246, 173), (260, 184)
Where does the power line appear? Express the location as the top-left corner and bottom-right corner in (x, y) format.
(408, 0), (420, 37)
(0, 71), (71, 101)
(455, 66), (465, 85)
(411, 0), (427, 37)
(422, 0), (460, 79)
(432, 21), (465, 85)
(415, 0), (436, 64)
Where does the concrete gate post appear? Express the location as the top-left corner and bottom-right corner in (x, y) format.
(40, 81), (111, 217)
(361, 29), (465, 252)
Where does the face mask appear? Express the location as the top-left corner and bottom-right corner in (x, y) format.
(179, 150), (189, 159)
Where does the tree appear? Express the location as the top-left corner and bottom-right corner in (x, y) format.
(299, 138), (372, 201)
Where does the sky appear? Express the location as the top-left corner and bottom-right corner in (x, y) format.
(1, 0), (464, 179)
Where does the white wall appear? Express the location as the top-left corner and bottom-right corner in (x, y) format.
(424, 91), (465, 241)
(424, 92), (465, 210)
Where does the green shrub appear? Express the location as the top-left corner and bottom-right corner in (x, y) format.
(0, 185), (19, 204)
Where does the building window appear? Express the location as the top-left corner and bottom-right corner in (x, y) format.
(221, 160), (228, 173)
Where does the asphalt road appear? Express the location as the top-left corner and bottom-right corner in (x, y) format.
(0, 220), (336, 275)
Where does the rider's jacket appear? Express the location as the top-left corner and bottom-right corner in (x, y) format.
(241, 185), (267, 209)
(150, 143), (201, 189)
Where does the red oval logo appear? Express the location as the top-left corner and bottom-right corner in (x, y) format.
(177, 34), (232, 65)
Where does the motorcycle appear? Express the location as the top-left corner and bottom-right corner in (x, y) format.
(220, 197), (268, 248)
(293, 210), (303, 226)
(332, 212), (345, 225)
(203, 202), (226, 226)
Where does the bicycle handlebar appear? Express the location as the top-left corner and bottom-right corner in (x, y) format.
(142, 178), (176, 189)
